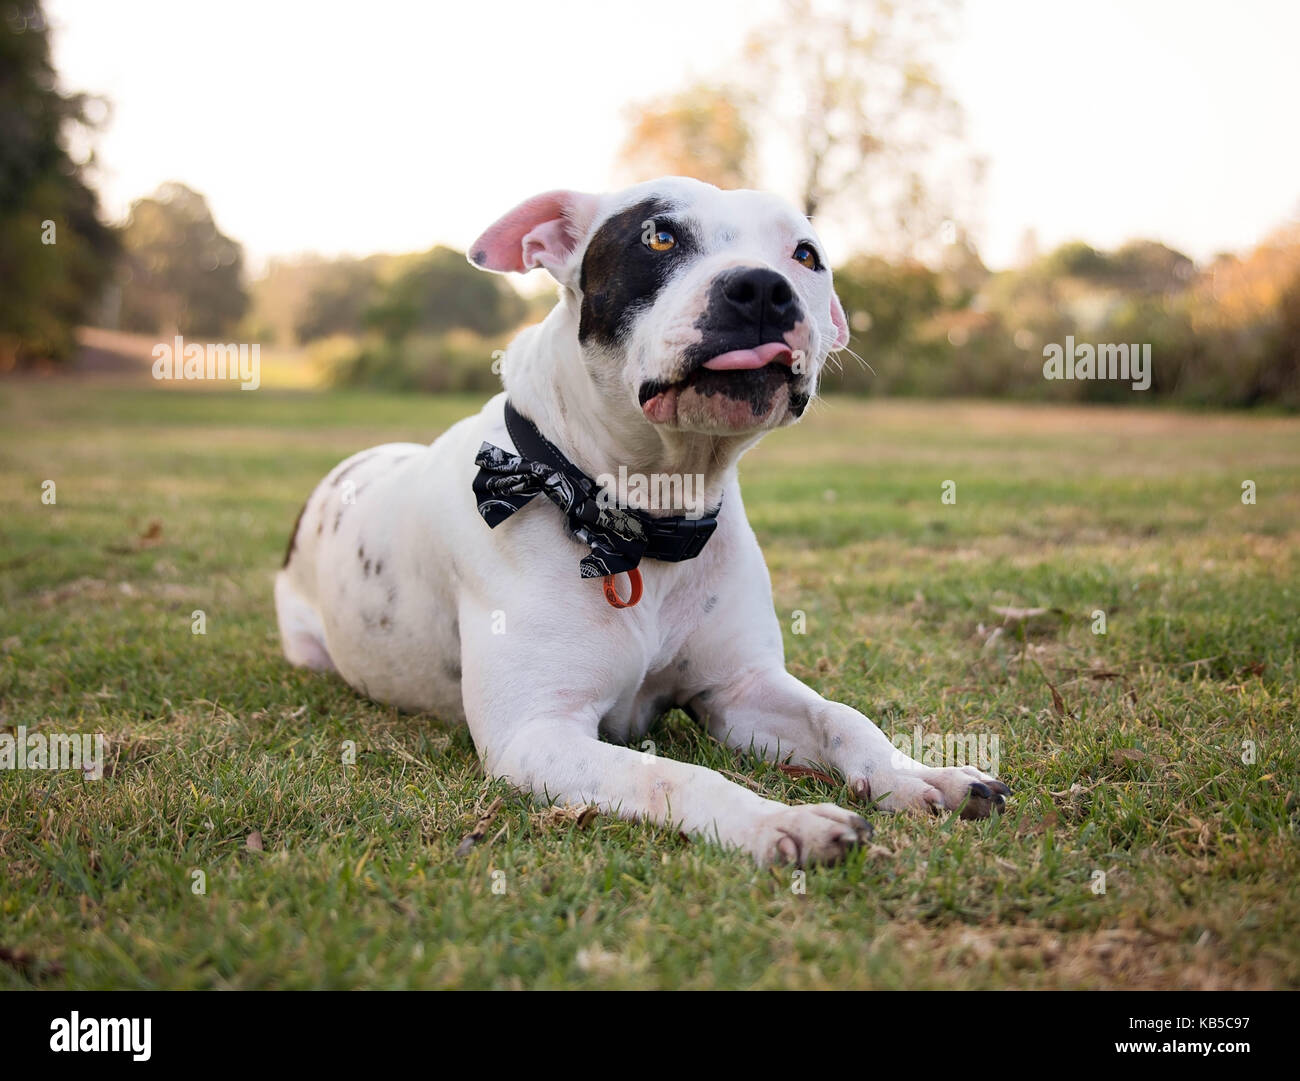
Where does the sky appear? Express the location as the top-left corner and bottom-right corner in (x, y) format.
(46, 0), (1300, 276)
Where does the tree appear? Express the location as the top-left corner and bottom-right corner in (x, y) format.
(363, 246), (526, 342)
(742, 0), (973, 256)
(118, 182), (248, 337)
(294, 257), (382, 343)
(0, 0), (118, 368)
(616, 84), (756, 189)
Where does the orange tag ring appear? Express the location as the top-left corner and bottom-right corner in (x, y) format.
(602, 567), (643, 608)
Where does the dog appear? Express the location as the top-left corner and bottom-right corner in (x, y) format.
(275, 177), (1009, 866)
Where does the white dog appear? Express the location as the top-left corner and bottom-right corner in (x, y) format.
(275, 177), (1008, 866)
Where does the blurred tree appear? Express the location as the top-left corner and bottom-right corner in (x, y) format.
(616, 84), (756, 189)
(937, 224), (989, 306)
(1111, 239), (1195, 295)
(118, 182), (248, 337)
(743, 0), (971, 255)
(0, 0), (119, 368)
(364, 246), (526, 342)
(294, 256), (383, 343)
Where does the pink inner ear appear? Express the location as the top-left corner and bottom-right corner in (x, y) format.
(830, 293), (850, 350)
(469, 190), (597, 277)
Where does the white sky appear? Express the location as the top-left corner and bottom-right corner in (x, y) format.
(47, 0), (1300, 274)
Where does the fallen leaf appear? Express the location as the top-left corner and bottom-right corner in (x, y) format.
(0, 945), (65, 980)
(137, 520), (164, 548)
(245, 830), (264, 851)
(777, 764), (837, 785)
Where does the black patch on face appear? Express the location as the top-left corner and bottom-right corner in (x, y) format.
(641, 364), (795, 417)
(695, 366), (791, 415)
(578, 198), (698, 346)
(638, 266), (807, 416)
(681, 267), (802, 369)
(282, 500), (309, 567)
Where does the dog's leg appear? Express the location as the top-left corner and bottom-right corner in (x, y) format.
(274, 571), (336, 672)
(456, 605), (870, 866)
(481, 714), (871, 865)
(693, 668), (1010, 820)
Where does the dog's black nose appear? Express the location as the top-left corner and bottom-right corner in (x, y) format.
(719, 268), (797, 329)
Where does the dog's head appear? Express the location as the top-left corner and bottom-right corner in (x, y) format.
(469, 177), (849, 435)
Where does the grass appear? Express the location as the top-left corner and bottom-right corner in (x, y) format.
(1, 380), (1298, 989)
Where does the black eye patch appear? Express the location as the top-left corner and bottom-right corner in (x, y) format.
(578, 197), (699, 346)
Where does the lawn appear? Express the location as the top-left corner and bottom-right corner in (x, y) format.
(1, 381), (1297, 989)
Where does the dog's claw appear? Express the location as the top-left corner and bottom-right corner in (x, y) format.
(959, 779), (1011, 820)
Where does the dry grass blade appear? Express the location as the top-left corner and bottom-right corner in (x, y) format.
(455, 796), (504, 856)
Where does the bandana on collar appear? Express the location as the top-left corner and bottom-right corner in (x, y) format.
(472, 401), (719, 581)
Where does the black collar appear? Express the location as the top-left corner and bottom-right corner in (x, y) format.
(472, 400), (720, 579)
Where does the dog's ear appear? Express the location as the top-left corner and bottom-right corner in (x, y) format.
(829, 291), (850, 350)
(468, 190), (601, 282)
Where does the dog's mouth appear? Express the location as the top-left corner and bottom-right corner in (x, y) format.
(639, 342), (799, 427)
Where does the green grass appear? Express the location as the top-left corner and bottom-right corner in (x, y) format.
(1, 382), (1298, 989)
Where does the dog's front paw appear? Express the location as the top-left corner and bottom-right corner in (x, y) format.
(853, 765), (1010, 821)
(745, 803), (873, 867)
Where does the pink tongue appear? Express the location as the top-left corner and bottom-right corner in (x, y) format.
(701, 341), (793, 371)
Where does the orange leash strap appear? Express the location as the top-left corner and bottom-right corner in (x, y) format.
(602, 567), (643, 609)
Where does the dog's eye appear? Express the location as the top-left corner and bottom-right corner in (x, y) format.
(793, 242), (822, 271)
(647, 229), (676, 252)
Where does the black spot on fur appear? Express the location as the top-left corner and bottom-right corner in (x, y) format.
(281, 500), (309, 567)
(357, 545), (365, 560)
(374, 560), (383, 575)
(676, 657), (689, 672)
(364, 559), (371, 576)
(703, 594), (719, 613)
(579, 198), (697, 346)
(333, 510), (342, 534)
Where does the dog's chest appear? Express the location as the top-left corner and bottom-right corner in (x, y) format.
(594, 575), (720, 745)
